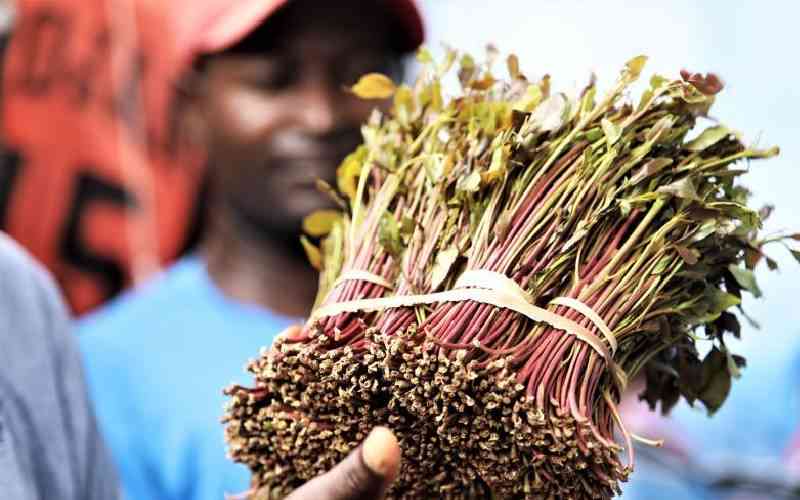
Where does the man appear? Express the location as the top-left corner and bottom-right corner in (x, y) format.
(0, 233), (120, 500)
(78, 1), (424, 499)
(0, 231), (404, 500)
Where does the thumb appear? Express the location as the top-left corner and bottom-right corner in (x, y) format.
(286, 427), (401, 500)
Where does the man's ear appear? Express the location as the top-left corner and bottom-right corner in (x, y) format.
(173, 69), (210, 149)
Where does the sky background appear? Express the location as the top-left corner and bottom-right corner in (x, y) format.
(417, 0), (800, 490)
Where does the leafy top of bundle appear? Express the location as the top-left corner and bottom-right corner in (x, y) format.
(302, 46), (797, 416)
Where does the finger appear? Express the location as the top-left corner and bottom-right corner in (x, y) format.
(269, 325), (304, 356)
(275, 325), (303, 343)
(286, 427), (401, 500)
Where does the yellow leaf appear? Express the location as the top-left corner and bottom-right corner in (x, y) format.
(337, 146), (367, 199)
(303, 209), (341, 237)
(350, 73), (396, 99)
(624, 55), (648, 80)
(481, 145), (509, 184)
(514, 84), (543, 112)
(416, 46), (433, 64)
(393, 85), (415, 125)
(300, 236), (322, 270)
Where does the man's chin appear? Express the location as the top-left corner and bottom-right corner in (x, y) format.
(287, 195), (338, 219)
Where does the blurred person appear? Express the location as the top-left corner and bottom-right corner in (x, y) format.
(0, 233), (120, 500)
(78, 1), (423, 499)
(0, 0), (209, 314)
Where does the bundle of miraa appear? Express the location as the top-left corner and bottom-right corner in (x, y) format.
(224, 48), (796, 499)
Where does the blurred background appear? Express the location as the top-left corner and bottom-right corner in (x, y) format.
(0, 0), (797, 498)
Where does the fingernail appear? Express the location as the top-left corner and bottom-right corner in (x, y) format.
(362, 427), (399, 479)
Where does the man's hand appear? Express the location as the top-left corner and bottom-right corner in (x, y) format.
(286, 427), (401, 500)
(270, 327), (401, 498)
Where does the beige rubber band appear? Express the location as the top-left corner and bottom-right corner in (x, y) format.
(549, 296), (617, 353)
(311, 272), (613, 365)
(332, 270), (394, 290)
(455, 270), (616, 354)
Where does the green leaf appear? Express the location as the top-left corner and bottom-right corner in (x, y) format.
(456, 170), (482, 193)
(416, 46), (433, 64)
(727, 265), (762, 298)
(650, 74), (669, 90)
(399, 216), (416, 241)
(657, 176), (700, 201)
(514, 84), (543, 112)
(430, 246), (459, 291)
(698, 348), (732, 415)
(685, 125), (730, 152)
(600, 118), (622, 146)
(438, 47), (457, 75)
(650, 255), (673, 275)
(789, 248), (800, 264)
(378, 212), (403, 257)
(699, 286), (741, 322)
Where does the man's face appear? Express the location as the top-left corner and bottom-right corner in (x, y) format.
(197, 3), (399, 235)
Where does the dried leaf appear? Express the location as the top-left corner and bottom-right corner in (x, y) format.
(493, 210), (513, 242)
(530, 94), (568, 132)
(630, 157), (673, 185)
(681, 69), (725, 95)
(507, 54), (521, 79)
(303, 209), (340, 237)
(675, 245), (699, 265)
(351, 73), (396, 99)
(430, 246), (459, 291)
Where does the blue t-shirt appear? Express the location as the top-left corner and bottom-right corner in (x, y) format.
(78, 256), (298, 500)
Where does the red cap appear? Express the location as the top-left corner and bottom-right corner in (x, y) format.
(177, 0), (424, 63)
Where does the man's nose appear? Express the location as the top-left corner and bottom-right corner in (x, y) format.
(298, 82), (339, 134)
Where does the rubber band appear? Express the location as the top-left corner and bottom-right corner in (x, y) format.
(549, 296), (617, 353)
(311, 270), (615, 366)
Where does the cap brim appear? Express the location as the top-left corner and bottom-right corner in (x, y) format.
(196, 0), (423, 57)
